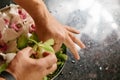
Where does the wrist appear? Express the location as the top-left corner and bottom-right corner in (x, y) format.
(14, 0), (50, 26)
(0, 70), (16, 80)
(5, 69), (18, 80)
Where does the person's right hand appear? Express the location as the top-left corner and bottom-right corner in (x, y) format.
(6, 47), (57, 80)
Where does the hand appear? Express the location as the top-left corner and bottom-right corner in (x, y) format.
(13, 0), (85, 60)
(6, 47), (57, 80)
(35, 15), (85, 60)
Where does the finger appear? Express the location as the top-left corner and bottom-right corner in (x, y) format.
(65, 26), (80, 34)
(38, 54), (57, 68)
(53, 42), (62, 52)
(18, 47), (35, 57)
(64, 36), (80, 60)
(46, 63), (57, 75)
(69, 33), (86, 48)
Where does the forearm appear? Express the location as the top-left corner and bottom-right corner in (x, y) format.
(13, 0), (50, 25)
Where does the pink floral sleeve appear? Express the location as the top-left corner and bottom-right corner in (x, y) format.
(0, 4), (36, 53)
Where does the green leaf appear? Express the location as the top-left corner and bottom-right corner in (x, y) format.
(0, 63), (8, 73)
(29, 38), (55, 58)
(17, 34), (28, 49)
(61, 44), (67, 53)
(56, 52), (68, 61)
(29, 38), (38, 46)
(43, 39), (54, 46)
(43, 76), (48, 80)
(39, 44), (55, 53)
(29, 32), (39, 42)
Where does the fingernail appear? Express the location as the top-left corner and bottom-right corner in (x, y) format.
(75, 55), (80, 60)
(81, 44), (86, 49)
(43, 52), (50, 57)
(83, 45), (86, 48)
(77, 31), (80, 33)
(77, 56), (80, 60)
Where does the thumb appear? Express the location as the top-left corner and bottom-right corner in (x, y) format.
(18, 47), (35, 57)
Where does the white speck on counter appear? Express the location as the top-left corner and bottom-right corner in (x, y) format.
(105, 66), (109, 70)
(71, 60), (76, 64)
(99, 66), (102, 70)
(111, 23), (118, 30)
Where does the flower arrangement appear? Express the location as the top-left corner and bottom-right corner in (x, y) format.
(0, 4), (67, 80)
(0, 4), (35, 53)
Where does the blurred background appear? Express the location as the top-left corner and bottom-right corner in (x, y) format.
(44, 0), (120, 80)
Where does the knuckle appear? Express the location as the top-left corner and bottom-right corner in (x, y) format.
(54, 64), (57, 71)
(38, 59), (45, 67)
(72, 36), (76, 40)
(56, 32), (65, 39)
(51, 64), (57, 73)
(54, 64), (57, 70)
(18, 50), (23, 54)
(51, 54), (57, 63)
(16, 51), (23, 57)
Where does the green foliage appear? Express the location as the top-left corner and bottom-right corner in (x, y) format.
(0, 63), (8, 73)
(17, 34), (28, 49)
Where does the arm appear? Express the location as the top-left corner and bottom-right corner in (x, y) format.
(13, 0), (85, 60)
(13, 0), (49, 24)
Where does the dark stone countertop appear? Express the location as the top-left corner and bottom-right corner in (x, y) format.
(44, 0), (120, 80)
(54, 38), (120, 80)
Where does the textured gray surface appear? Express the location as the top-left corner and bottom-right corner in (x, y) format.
(1, 0), (120, 80)
(0, 0), (14, 8)
(44, 0), (120, 80)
